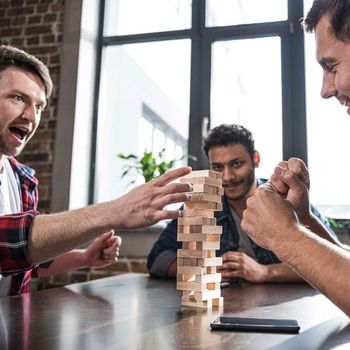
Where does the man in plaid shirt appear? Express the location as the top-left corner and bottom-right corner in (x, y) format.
(0, 45), (192, 295)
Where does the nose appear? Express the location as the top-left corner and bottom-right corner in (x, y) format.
(320, 72), (337, 99)
(222, 166), (235, 182)
(22, 105), (39, 123)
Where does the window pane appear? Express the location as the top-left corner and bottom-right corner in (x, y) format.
(95, 40), (190, 202)
(104, 0), (192, 36)
(211, 37), (282, 179)
(206, 0), (287, 27)
(304, 0), (350, 218)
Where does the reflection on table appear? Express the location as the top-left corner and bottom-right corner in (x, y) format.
(0, 273), (349, 349)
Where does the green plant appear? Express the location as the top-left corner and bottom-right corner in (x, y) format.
(117, 148), (196, 184)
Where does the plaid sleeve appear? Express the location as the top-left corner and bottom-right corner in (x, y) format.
(0, 210), (39, 275)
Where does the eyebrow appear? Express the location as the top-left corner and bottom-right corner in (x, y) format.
(318, 57), (337, 70)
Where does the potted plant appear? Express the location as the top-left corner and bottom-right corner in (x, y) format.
(117, 148), (196, 185)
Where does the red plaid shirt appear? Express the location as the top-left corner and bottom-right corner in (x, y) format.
(0, 157), (50, 295)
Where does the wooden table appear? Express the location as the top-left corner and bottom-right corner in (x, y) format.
(0, 273), (349, 350)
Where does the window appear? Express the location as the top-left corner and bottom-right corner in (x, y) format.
(85, 1), (309, 211)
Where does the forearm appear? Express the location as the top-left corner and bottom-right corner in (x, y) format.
(37, 250), (87, 277)
(265, 263), (305, 283)
(302, 213), (341, 246)
(273, 225), (350, 316)
(28, 201), (116, 264)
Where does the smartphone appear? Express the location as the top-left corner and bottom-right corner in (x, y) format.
(210, 316), (300, 334)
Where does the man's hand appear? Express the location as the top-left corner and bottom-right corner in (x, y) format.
(218, 251), (269, 282)
(242, 186), (299, 251)
(116, 166), (193, 229)
(83, 230), (122, 268)
(269, 158), (311, 222)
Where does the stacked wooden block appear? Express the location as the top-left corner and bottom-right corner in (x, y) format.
(176, 170), (224, 308)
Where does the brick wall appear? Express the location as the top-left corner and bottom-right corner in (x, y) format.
(0, 0), (65, 213)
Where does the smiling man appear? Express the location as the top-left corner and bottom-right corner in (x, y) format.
(0, 45), (192, 295)
(147, 124), (334, 282)
(241, 0), (350, 316)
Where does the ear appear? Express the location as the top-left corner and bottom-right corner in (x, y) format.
(253, 151), (260, 168)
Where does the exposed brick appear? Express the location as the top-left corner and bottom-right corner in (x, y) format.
(11, 16), (26, 26)
(7, 6), (34, 16)
(0, 18), (11, 26)
(11, 0), (24, 6)
(25, 24), (52, 35)
(1, 27), (22, 36)
(28, 15), (42, 25)
(0, 1), (10, 9)
(44, 13), (57, 23)
(42, 34), (55, 43)
(26, 36), (40, 45)
(51, 2), (64, 12)
(36, 4), (49, 13)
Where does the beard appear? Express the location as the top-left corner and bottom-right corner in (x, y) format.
(223, 166), (255, 201)
(0, 134), (23, 157)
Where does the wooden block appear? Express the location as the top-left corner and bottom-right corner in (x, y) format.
(197, 257), (222, 267)
(180, 176), (222, 188)
(195, 289), (221, 301)
(181, 298), (213, 309)
(178, 225), (222, 235)
(212, 297), (224, 307)
(201, 226), (222, 234)
(195, 273), (221, 284)
(182, 209), (214, 218)
(177, 266), (206, 274)
(189, 193), (222, 204)
(177, 257), (184, 266)
(182, 241), (196, 250)
(185, 201), (222, 211)
(178, 249), (208, 258)
(177, 274), (195, 282)
(178, 216), (216, 226)
(181, 257), (197, 266)
(177, 281), (209, 292)
(177, 233), (220, 242)
(197, 241), (220, 250)
(192, 184), (224, 196)
(181, 169), (222, 179)
(206, 266), (217, 274)
(207, 282), (220, 290)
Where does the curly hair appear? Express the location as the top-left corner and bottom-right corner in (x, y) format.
(202, 124), (255, 159)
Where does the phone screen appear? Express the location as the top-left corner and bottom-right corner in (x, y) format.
(210, 316), (300, 333)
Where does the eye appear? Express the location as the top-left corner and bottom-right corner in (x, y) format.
(232, 160), (243, 168)
(13, 95), (24, 102)
(211, 165), (223, 172)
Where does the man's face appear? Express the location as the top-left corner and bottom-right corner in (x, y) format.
(315, 15), (350, 114)
(0, 67), (46, 157)
(208, 143), (259, 202)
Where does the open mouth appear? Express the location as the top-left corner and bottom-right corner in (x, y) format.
(9, 126), (28, 141)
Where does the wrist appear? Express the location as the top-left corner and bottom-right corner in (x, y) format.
(270, 224), (304, 262)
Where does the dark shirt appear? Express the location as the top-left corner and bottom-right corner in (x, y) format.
(147, 178), (334, 278)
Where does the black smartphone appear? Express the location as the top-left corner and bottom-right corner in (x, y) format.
(210, 316), (300, 334)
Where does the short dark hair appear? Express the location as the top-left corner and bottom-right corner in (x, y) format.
(0, 45), (53, 99)
(303, 0), (350, 42)
(203, 124), (255, 159)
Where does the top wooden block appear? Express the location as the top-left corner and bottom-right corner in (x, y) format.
(181, 170), (222, 180)
(180, 170), (222, 188)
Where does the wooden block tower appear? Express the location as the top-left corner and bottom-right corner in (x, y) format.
(177, 170), (224, 308)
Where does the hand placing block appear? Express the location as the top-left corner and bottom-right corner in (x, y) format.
(176, 169), (224, 308)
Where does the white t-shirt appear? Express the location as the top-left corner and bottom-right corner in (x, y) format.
(0, 158), (22, 296)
